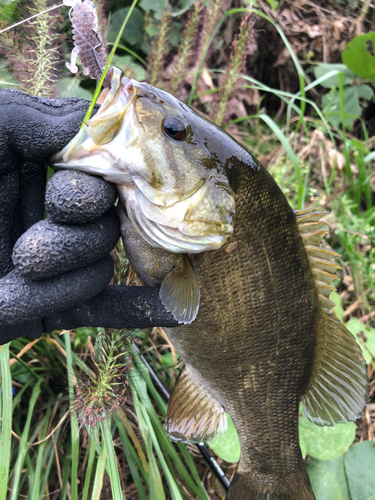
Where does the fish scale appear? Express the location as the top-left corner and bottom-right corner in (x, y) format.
(164, 160), (317, 498)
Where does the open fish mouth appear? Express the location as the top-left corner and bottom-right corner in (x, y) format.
(52, 70), (137, 183)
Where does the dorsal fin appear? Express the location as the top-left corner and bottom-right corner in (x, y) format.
(166, 366), (227, 443)
(294, 208), (368, 426)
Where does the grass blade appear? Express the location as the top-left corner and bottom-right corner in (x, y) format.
(91, 441), (106, 500)
(82, 428), (99, 500)
(0, 344), (12, 500)
(9, 379), (42, 500)
(101, 420), (125, 500)
(81, 0), (139, 126)
(258, 113), (304, 208)
(64, 331), (79, 500)
(140, 405), (183, 500)
(117, 420), (148, 500)
(30, 405), (51, 499)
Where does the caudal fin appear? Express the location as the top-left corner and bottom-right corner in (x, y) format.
(226, 470), (316, 500)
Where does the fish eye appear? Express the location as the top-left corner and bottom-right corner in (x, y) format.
(162, 117), (187, 141)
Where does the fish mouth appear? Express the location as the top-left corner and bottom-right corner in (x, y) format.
(50, 69), (137, 182)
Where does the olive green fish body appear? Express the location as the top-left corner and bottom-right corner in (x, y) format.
(52, 69), (368, 500)
(164, 155), (318, 498)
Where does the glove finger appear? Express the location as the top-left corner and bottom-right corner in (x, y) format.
(0, 321), (43, 344)
(43, 285), (179, 332)
(9, 161), (47, 255)
(12, 209), (120, 280)
(0, 171), (19, 278)
(46, 170), (117, 224)
(0, 255), (114, 325)
(18, 161), (47, 230)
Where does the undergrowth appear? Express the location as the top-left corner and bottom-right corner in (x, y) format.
(0, 0), (374, 499)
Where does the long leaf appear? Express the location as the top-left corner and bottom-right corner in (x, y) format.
(91, 442), (106, 500)
(101, 420), (126, 500)
(30, 405), (51, 499)
(258, 114), (304, 208)
(140, 405), (183, 500)
(9, 379), (42, 500)
(64, 331), (79, 500)
(82, 428), (99, 500)
(117, 421), (148, 500)
(0, 344), (12, 500)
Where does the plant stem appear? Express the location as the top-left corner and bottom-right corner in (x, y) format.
(80, 0), (139, 128)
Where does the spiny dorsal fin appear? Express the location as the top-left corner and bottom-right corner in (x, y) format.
(294, 208), (368, 426)
(294, 208), (341, 307)
(166, 366), (227, 443)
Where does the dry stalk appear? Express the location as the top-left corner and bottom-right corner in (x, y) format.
(147, 12), (170, 87)
(215, 13), (253, 127)
(169, 2), (202, 95)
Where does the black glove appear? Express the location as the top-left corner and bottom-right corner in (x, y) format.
(0, 89), (177, 344)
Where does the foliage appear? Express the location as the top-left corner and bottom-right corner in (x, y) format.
(209, 415), (241, 463)
(345, 441), (375, 500)
(0, 0), (374, 498)
(342, 33), (375, 84)
(306, 456), (350, 500)
(299, 412), (356, 461)
(313, 62), (373, 131)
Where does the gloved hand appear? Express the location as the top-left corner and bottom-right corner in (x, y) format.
(0, 89), (177, 344)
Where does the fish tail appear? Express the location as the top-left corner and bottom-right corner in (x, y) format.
(226, 468), (315, 500)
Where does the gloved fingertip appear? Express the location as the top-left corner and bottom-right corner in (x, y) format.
(0, 320), (43, 344)
(46, 170), (117, 224)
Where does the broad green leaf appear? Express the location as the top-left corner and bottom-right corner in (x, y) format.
(346, 317), (375, 364)
(108, 7), (144, 46)
(140, 0), (165, 19)
(322, 85), (373, 130)
(345, 441), (375, 500)
(56, 78), (92, 100)
(209, 414), (240, 463)
(306, 456), (350, 500)
(299, 411), (355, 460)
(342, 33), (375, 84)
(314, 64), (357, 88)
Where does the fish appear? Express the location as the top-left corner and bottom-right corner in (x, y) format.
(51, 67), (368, 499)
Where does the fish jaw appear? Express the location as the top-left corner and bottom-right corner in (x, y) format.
(117, 180), (234, 254)
(51, 67), (139, 185)
(50, 67), (236, 254)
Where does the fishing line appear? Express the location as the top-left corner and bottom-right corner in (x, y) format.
(0, 3), (63, 35)
(132, 342), (231, 491)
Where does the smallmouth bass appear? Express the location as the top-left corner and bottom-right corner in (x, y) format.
(52, 68), (368, 499)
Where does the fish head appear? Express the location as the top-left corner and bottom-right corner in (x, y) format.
(51, 67), (236, 253)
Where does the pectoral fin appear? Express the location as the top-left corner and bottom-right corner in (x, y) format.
(295, 208), (368, 426)
(160, 256), (200, 324)
(166, 366), (227, 443)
